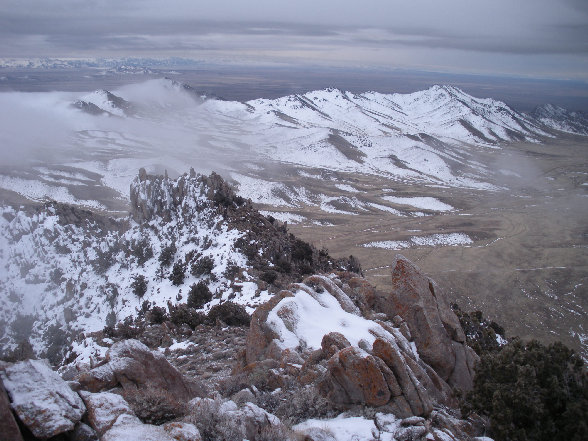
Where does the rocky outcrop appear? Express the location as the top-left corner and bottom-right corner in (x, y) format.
(78, 339), (195, 401)
(0, 359), (85, 439)
(376, 255), (478, 390)
(241, 261), (477, 417)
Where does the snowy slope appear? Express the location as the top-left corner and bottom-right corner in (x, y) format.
(529, 104), (588, 135)
(0, 171), (270, 358)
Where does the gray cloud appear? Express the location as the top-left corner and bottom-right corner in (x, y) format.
(1, 0), (587, 79)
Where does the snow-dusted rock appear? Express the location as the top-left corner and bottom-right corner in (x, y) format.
(70, 422), (99, 441)
(78, 339), (193, 401)
(162, 421), (202, 441)
(101, 413), (176, 441)
(0, 359), (85, 438)
(79, 391), (136, 436)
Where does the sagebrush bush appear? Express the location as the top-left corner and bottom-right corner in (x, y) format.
(260, 270), (278, 284)
(462, 339), (587, 441)
(122, 386), (186, 425)
(188, 398), (245, 441)
(258, 385), (335, 426)
(187, 281), (212, 309)
(147, 306), (168, 324)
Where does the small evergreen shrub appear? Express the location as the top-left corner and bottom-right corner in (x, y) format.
(130, 274), (148, 298)
(187, 281), (213, 309)
(130, 237), (153, 265)
(291, 239), (313, 262)
(147, 306), (168, 324)
(169, 261), (186, 286)
(159, 243), (177, 267)
(260, 270), (278, 285)
(462, 339), (587, 441)
(168, 303), (206, 329)
(191, 256), (215, 277)
(207, 302), (250, 326)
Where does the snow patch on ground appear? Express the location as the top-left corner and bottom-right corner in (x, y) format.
(364, 233), (473, 250)
(294, 415), (378, 441)
(259, 210), (306, 224)
(382, 195), (454, 212)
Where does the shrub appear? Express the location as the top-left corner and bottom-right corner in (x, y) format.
(188, 397), (245, 441)
(130, 236), (153, 265)
(191, 256), (215, 277)
(130, 274), (148, 298)
(169, 303), (206, 329)
(187, 281), (212, 309)
(462, 339), (587, 441)
(224, 263), (240, 281)
(44, 324), (70, 366)
(260, 270), (278, 285)
(11, 314), (35, 341)
(291, 239), (313, 262)
(169, 261), (186, 286)
(159, 243), (177, 267)
(122, 386), (186, 425)
(207, 302), (250, 326)
(276, 258), (291, 274)
(257, 385), (335, 426)
(147, 306), (168, 324)
(452, 304), (505, 355)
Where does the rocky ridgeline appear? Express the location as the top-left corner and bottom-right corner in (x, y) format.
(0, 254), (490, 441)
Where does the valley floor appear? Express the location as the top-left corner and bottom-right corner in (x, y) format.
(280, 138), (588, 357)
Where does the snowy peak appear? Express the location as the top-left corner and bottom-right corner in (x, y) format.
(74, 89), (133, 117)
(529, 104), (588, 135)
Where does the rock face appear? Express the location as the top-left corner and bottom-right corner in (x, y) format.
(0, 359), (85, 439)
(0, 375), (23, 441)
(242, 261), (477, 417)
(377, 255), (478, 390)
(78, 339), (194, 401)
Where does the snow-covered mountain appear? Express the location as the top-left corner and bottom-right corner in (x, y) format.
(529, 103), (588, 136)
(240, 85), (549, 145)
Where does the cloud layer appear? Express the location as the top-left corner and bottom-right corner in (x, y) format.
(1, 0), (587, 79)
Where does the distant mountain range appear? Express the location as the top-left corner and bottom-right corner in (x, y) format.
(69, 80), (587, 193)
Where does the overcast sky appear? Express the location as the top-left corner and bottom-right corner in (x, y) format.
(1, 0), (587, 80)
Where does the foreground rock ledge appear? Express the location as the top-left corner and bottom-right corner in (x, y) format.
(239, 255), (479, 417)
